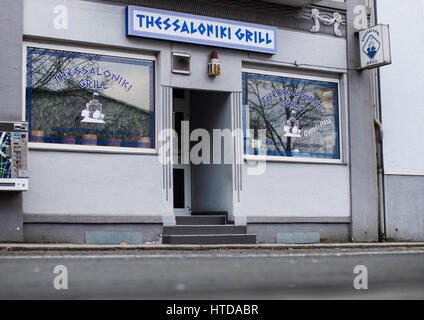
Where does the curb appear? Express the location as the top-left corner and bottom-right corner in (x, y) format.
(1, 242), (424, 252)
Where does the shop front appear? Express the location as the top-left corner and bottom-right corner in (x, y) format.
(0, 0), (380, 244)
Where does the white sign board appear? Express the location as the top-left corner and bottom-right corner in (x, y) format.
(359, 24), (392, 70)
(126, 6), (277, 54)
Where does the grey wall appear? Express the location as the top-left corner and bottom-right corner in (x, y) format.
(236, 162), (351, 219)
(377, 0), (424, 241)
(377, 0), (424, 175)
(384, 175), (424, 241)
(346, 0), (379, 241)
(190, 91), (233, 213)
(23, 151), (170, 216)
(24, 223), (161, 243)
(248, 223), (350, 244)
(0, 0), (23, 122)
(0, 0), (24, 242)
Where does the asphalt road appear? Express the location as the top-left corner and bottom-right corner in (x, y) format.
(1, 248), (423, 299)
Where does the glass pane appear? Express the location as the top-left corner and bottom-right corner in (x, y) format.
(243, 72), (340, 159)
(26, 47), (155, 148)
(173, 169), (185, 209)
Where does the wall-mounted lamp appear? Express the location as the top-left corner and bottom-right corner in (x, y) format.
(208, 51), (221, 78)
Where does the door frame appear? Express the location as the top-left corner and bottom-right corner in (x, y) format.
(172, 89), (191, 216)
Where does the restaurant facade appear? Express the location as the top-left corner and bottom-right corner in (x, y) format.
(0, 0), (382, 244)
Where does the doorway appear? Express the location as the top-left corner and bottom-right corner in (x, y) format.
(172, 89), (233, 216)
(172, 89), (191, 216)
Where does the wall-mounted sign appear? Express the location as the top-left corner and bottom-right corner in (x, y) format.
(126, 6), (277, 54)
(359, 24), (392, 70)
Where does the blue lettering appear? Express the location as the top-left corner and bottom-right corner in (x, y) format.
(258, 32), (265, 44)
(173, 19), (181, 31)
(163, 17), (171, 30)
(155, 16), (162, 29)
(266, 33), (272, 44)
(136, 14), (145, 27)
(112, 74), (120, 82)
(104, 70), (111, 78)
(86, 79), (93, 89)
(235, 28), (244, 40)
(121, 79), (129, 89)
(74, 66), (81, 77)
(220, 26), (227, 39)
(245, 29), (253, 42)
(66, 68), (74, 78)
(81, 65), (88, 76)
(198, 23), (206, 35)
(78, 79), (86, 88)
(181, 21), (190, 33)
(277, 88), (284, 97)
(146, 15), (154, 28)
(57, 71), (67, 82)
(52, 75), (60, 84)
(90, 67), (96, 76)
(190, 22), (197, 34)
(207, 24), (214, 37)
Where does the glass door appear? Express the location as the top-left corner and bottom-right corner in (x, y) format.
(173, 90), (191, 216)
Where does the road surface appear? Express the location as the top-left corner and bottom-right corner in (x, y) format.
(0, 248), (423, 299)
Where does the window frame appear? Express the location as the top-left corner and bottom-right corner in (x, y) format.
(242, 68), (343, 165)
(22, 41), (157, 155)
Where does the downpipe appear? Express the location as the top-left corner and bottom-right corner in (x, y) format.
(371, 0), (387, 241)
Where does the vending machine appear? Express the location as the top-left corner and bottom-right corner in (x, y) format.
(0, 121), (29, 191)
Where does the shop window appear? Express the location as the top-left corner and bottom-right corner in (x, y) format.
(242, 71), (340, 160)
(25, 47), (155, 149)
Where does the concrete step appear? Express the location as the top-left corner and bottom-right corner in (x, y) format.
(191, 211), (230, 222)
(163, 225), (247, 236)
(162, 234), (257, 245)
(176, 215), (226, 225)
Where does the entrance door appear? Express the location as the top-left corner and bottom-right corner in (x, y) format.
(173, 89), (191, 216)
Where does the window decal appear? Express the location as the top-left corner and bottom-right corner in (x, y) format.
(243, 72), (340, 160)
(26, 47), (155, 149)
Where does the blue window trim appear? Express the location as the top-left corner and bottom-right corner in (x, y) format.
(26, 47), (155, 149)
(242, 72), (340, 160)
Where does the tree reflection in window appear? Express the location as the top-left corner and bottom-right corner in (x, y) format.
(243, 73), (340, 159)
(26, 47), (154, 148)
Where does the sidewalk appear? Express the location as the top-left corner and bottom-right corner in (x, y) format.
(2, 242), (424, 252)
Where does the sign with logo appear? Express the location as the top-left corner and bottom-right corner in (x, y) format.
(359, 24), (391, 70)
(126, 6), (277, 54)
